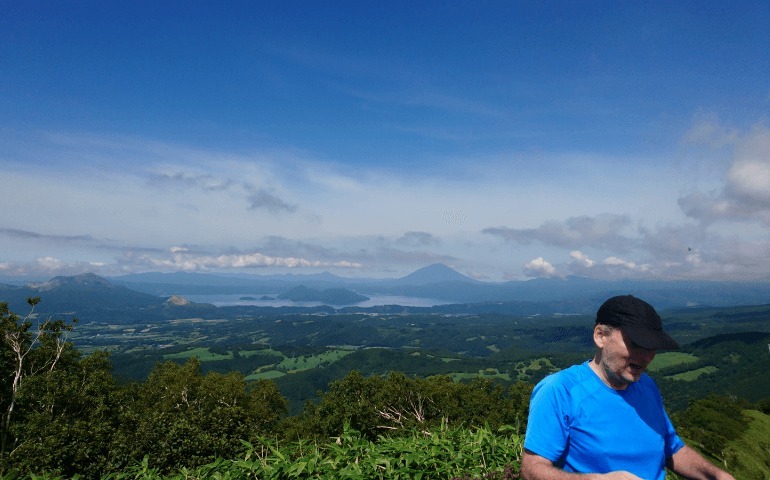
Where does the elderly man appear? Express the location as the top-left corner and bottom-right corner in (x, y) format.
(521, 295), (735, 480)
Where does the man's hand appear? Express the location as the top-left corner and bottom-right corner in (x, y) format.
(667, 445), (735, 480)
(599, 472), (644, 480)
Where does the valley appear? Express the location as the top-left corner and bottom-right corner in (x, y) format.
(67, 304), (770, 413)
(2, 270), (769, 478)
(3, 268), (769, 414)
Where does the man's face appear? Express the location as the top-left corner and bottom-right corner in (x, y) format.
(594, 325), (657, 390)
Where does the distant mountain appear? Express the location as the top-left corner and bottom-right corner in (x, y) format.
(110, 270), (358, 296)
(101, 266), (770, 308)
(4, 267), (770, 322)
(395, 263), (479, 285)
(0, 273), (164, 320)
(277, 285), (369, 305)
(30, 272), (114, 290)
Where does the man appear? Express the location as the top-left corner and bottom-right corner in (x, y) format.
(521, 295), (735, 480)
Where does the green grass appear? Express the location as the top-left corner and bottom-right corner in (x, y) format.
(247, 370), (286, 380)
(163, 347), (233, 361)
(246, 348), (355, 380)
(278, 349), (353, 371)
(100, 423), (524, 480)
(724, 409), (770, 479)
(667, 366), (718, 381)
(647, 352), (699, 372)
(450, 368), (512, 382)
(159, 346), (355, 380)
(238, 348), (282, 358)
(673, 409), (770, 480)
(507, 357), (556, 381)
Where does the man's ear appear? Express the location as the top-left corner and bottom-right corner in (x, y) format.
(593, 324), (608, 348)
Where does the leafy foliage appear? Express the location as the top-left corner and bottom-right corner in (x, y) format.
(283, 371), (532, 442)
(111, 358), (288, 474)
(1, 298), (288, 478)
(7, 351), (119, 478)
(6, 423), (524, 480)
(1, 298), (78, 462)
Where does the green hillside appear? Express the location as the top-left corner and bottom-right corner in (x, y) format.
(725, 409), (770, 479)
(654, 331), (770, 411)
(3, 297), (769, 479)
(673, 408), (770, 480)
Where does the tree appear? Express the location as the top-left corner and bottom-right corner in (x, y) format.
(113, 358), (288, 473)
(324, 370), (382, 436)
(0, 298), (77, 459)
(6, 351), (120, 479)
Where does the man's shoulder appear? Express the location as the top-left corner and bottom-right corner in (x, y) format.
(529, 362), (608, 425)
(534, 362), (595, 395)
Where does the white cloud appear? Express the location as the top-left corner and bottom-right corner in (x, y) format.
(0, 256), (109, 279)
(4, 126), (770, 282)
(570, 250), (595, 267)
(602, 256), (638, 270)
(35, 257), (67, 270)
(136, 250), (362, 272)
(725, 128), (770, 206)
(679, 124), (770, 226)
(523, 257), (559, 278)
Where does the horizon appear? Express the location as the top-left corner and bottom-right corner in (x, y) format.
(4, 262), (770, 287)
(2, 2), (770, 282)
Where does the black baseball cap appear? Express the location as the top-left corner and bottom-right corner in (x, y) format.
(595, 295), (679, 350)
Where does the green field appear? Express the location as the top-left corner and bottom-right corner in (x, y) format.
(163, 346), (234, 361)
(451, 368), (512, 382)
(648, 352), (700, 372)
(667, 366), (719, 381)
(247, 348), (355, 380)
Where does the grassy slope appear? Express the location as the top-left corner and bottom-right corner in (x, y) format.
(647, 352), (699, 372)
(676, 409), (770, 480)
(724, 410), (770, 480)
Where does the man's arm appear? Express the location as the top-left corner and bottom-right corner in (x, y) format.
(666, 445), (735, 480)
(520, 449), (643, 480)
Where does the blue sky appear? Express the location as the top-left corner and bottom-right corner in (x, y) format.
(2, 1), (769, 282)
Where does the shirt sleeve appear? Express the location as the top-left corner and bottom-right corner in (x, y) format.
(523, 375), (571, 464)
(662, 405), (685, 457)
(644, 376), (685, 458)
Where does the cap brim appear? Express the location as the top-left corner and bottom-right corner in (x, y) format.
(623, 325), (680, 350)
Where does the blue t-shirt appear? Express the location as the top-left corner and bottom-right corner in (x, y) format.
(524, 361), (684, 479)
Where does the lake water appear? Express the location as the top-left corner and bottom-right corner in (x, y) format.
(183, 293), (453, 308)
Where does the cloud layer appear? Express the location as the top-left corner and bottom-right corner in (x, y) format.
(2, 119), (769, 282)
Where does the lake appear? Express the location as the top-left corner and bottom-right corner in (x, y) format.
(183, 293), (454, 308)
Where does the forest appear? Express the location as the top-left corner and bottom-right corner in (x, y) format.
(2, 297), (769, 479)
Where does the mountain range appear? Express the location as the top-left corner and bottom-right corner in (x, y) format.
(109, 263), (770, 310)
(2, 264), (770, 322)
